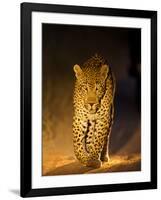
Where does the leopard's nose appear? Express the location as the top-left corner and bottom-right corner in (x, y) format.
(89, 103), (94, 107)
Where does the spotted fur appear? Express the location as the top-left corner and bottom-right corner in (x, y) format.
(73, 54), (115, 168)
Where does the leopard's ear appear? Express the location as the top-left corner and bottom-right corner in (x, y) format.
(100, 64), (109, 80)
(73, 64), (83, 79)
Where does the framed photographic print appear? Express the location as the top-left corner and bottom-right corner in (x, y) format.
(21, 2), (157, 197)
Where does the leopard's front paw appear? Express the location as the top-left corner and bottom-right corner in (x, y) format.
(86, 159), (102, 168)
(101, 155), (110, 162)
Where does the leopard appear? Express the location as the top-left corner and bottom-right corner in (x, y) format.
(73, 54), (115, 168)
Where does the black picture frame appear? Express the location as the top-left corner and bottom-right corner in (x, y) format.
(21, 2), (157, 197)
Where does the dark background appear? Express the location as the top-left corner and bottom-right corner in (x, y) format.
(42, 24), (141, 175)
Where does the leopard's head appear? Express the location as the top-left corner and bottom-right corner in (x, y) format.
(73, 63), (109, 114)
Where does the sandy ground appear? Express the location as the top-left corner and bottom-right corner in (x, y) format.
(43, 153), (141, 176)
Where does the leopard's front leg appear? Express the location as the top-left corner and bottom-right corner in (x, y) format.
(100, 135), (110, 162)
(73, 115), (101, 168)
(86, 111), (112, 163)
